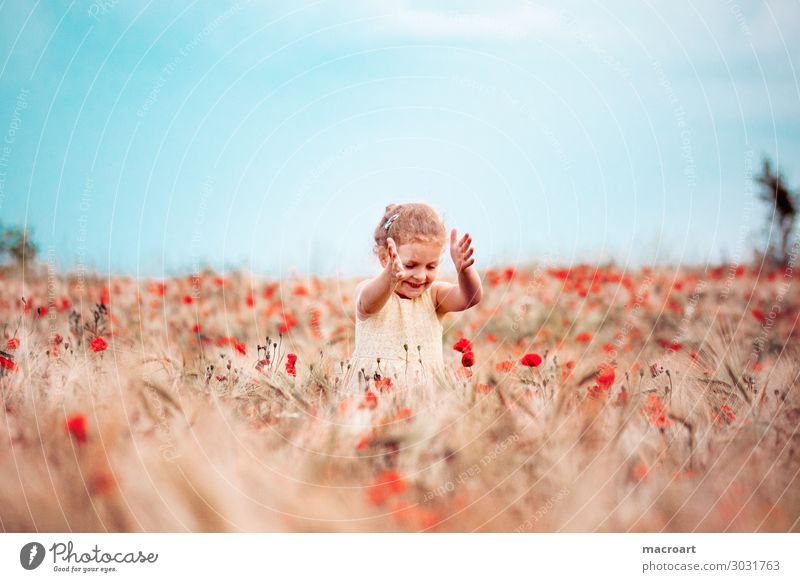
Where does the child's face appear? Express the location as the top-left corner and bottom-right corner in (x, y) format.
(379, 239), (444, 299)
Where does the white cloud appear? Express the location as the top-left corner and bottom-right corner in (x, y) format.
(374, 1), (563, 39)
(360, 0), (799, 67)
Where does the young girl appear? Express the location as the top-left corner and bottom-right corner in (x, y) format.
(340, 202), (482, 396)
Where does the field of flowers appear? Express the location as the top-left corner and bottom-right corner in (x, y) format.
(1, 262), (798, 532)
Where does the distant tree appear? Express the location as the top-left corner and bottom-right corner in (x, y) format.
(755, 157), (797, 266)
(0, 222), (39, 267)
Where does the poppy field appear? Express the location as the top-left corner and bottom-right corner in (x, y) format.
(1, 262), (799, 532)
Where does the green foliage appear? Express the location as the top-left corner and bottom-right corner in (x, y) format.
(0, 221), (39, 266)
(755, 157), (797, 266)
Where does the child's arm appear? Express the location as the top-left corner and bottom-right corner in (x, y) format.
(356, 237), (407, 319)
(432, 229), (483, 314)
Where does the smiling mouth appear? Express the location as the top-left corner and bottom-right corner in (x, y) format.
(405, 281), (424, 289)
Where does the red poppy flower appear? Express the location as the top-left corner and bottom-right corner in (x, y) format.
(374, 376), (392, 391)
(149, 281), (167, 296)
(575, 332), (593, 343)
(357, 435), (371, 450)
(0, 356), (16, 372)
(587, 384), (607, 399)
(7, 338), (20, 350)
(182, 295), (193, 304)
(596, 363), (615, 389)
(89, 470), (116, 496)
(255, 359), (270, 375)
(363, 391), (378, 409)
(453, 338), (473, 353)
(366, 469), (407, 506)
(713, 404), (736, 424)
(234, 342), (247, 356)
(90, 337), (107, 352)
(641, 394), (673, 428)
(520, 353), (542, 367)
(65, 413), (88, 444)
(279, 312), (298, 334)
(283, 354), (298, 375)
(192, 323), (201, 333)
(632, 463), (648, 482)
(310, 309), (322, 339)
(495, 360), (515, 372)
(461, 351), (475, 367)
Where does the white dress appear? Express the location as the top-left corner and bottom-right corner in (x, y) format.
(339, 285), (451, 397)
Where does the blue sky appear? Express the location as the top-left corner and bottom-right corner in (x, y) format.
(1, 0), (798, 279)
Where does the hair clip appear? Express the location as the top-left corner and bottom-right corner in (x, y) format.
(383, 212), (400, 230)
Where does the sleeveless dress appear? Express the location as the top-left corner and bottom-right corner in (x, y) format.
(339, 285), (451, 397)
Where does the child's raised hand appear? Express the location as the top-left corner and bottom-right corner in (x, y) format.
(450, 228), (475, 273)
(385, 237), (407, 285)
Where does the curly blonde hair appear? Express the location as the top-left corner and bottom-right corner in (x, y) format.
(373, 202), (446, 255)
